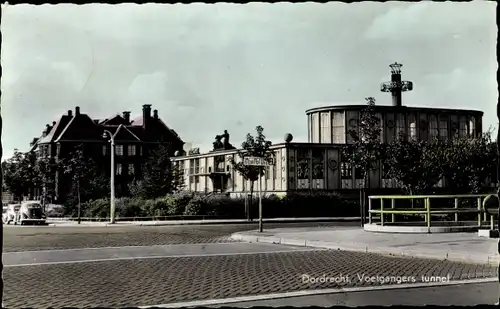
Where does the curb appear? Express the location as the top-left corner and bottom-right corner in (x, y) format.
(230, 233), (500, 266)
(46, 217), (361, 228)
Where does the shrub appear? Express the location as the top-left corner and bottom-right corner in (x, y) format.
(166, 191), (194, 216)
(184, 195), (207, 216)
(204, 195), (245, 218)
(82, 198), (110, 218)
(115, 197), (147, 218)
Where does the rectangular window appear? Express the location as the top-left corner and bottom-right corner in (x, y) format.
(439, 117), (448, 139)
(128, 164), (135, 175)
(102, 145), (107, 156)
(195, 158), (200, 174)
(115, 145), (124, 156)
(340, 162), (352, 179)
(332, 112), (345, 143)
(429, 115), (438, 138)
(128, 145), (136, 156)
(265, 166), (271, 180)
(311, 113), (319, 143)
(459, 116), (467, 137)
(116, 163), (122, 175)
(320, 112), (331, 143)
(408, 114), (417, 141)
(468, 117), (476, 137)
(189, 159), (200, 174)
(376, 113), (384, 143)
(396, 114), (405, 140)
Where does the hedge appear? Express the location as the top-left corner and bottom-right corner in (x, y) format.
(73, 191), (359, 220)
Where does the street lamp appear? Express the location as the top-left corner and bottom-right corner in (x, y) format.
(103, 130), (116, 224)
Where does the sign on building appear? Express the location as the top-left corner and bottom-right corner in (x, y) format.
(243, 156), (274, 166)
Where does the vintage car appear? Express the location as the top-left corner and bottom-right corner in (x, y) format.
(3, 204), (21, 224)
(15, 201), (47, 225)
(2, 206), (8, 224)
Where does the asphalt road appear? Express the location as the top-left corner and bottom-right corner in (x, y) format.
(2, 221), (499, 307)
(2, 221), (359, 252)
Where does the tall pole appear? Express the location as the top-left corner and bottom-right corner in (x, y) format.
(496, 100), (500, 305)
(258, 171), (263, 233)
(104, 130), (116, 224)
(110, 137), (116, 224)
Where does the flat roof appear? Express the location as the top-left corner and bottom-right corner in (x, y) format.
(172, 142), (348, 161)
(305, 105), (484, 116)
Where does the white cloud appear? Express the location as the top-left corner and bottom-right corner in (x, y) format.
(365, 1), (495, 40)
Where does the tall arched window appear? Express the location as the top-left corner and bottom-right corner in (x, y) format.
(439, 116), (448, 140)
(429, 115), (438, 138)
(468, 117), (476, 137)
(320, 112), (331, 143)
(395, 114), (405, 139)
(408, 114), (417, 141)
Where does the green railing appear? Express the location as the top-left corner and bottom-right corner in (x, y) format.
(368, 194), (494, 230)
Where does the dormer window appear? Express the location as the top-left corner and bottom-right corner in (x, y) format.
(115, 145), (124, 156)
(128, 145), (136, 156)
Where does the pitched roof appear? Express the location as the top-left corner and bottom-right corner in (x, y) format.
(103, 124), (141, 142)
(37, 115), (73, 144)
(55, 113), (102, 142)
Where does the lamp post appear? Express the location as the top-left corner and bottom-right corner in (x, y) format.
(103, 130), (116, 224)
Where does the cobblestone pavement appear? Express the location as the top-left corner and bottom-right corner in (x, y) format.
(2, 222), (356, 252)
(3, 250), (497, 308)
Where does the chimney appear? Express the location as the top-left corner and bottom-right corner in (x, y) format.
(68, 110), (73, 117)
(46, 124), (51, 132)
(52, 121), (56, 126)
(142, 104), (152, 129)
(153, 109), (158, 120)
(123, 111), (131, 123)
(75, 106), (80, 116)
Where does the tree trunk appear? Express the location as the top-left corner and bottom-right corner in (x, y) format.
(362, 171), (367, 226)
(249, 181), (255, 221)
(77, 179), (81, 225)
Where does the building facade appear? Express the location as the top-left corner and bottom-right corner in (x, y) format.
(30, 104), (184, 202)
(171, 63), (487, 196)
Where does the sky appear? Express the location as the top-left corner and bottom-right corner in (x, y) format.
(1, 1), (497, 160)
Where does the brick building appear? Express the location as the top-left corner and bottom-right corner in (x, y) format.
(29, 104), (184, 203)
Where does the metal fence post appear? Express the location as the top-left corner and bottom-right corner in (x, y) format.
(426, 198), (431, 232)
(391, 198), (395, 223)
(380, 198), (384, 226)
(454, 198), (459, 222)
(477, 197), (482, 228)
(368, 197), (372, 224)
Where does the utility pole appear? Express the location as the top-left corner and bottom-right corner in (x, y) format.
(103, 129), (116, 224)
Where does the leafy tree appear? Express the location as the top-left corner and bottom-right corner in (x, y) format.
(384, 138), (445, 196)
(129, 145), (182, 199)
(229, 126), (274, 219)
(3, 149), (39, 201)
(342, 97), (384, 222)
(34, 155), (60, 206)
(62, 144), (109, 222)
(441, 131), (497, 194)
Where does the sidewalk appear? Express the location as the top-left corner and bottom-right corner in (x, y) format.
(45, 217), (361, 227)
(230, 227), (500, 265)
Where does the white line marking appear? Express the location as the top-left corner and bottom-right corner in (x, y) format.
(4, 248), (325, 267)
(3, 241), (253, 254)
(139, 277), (498, 308)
